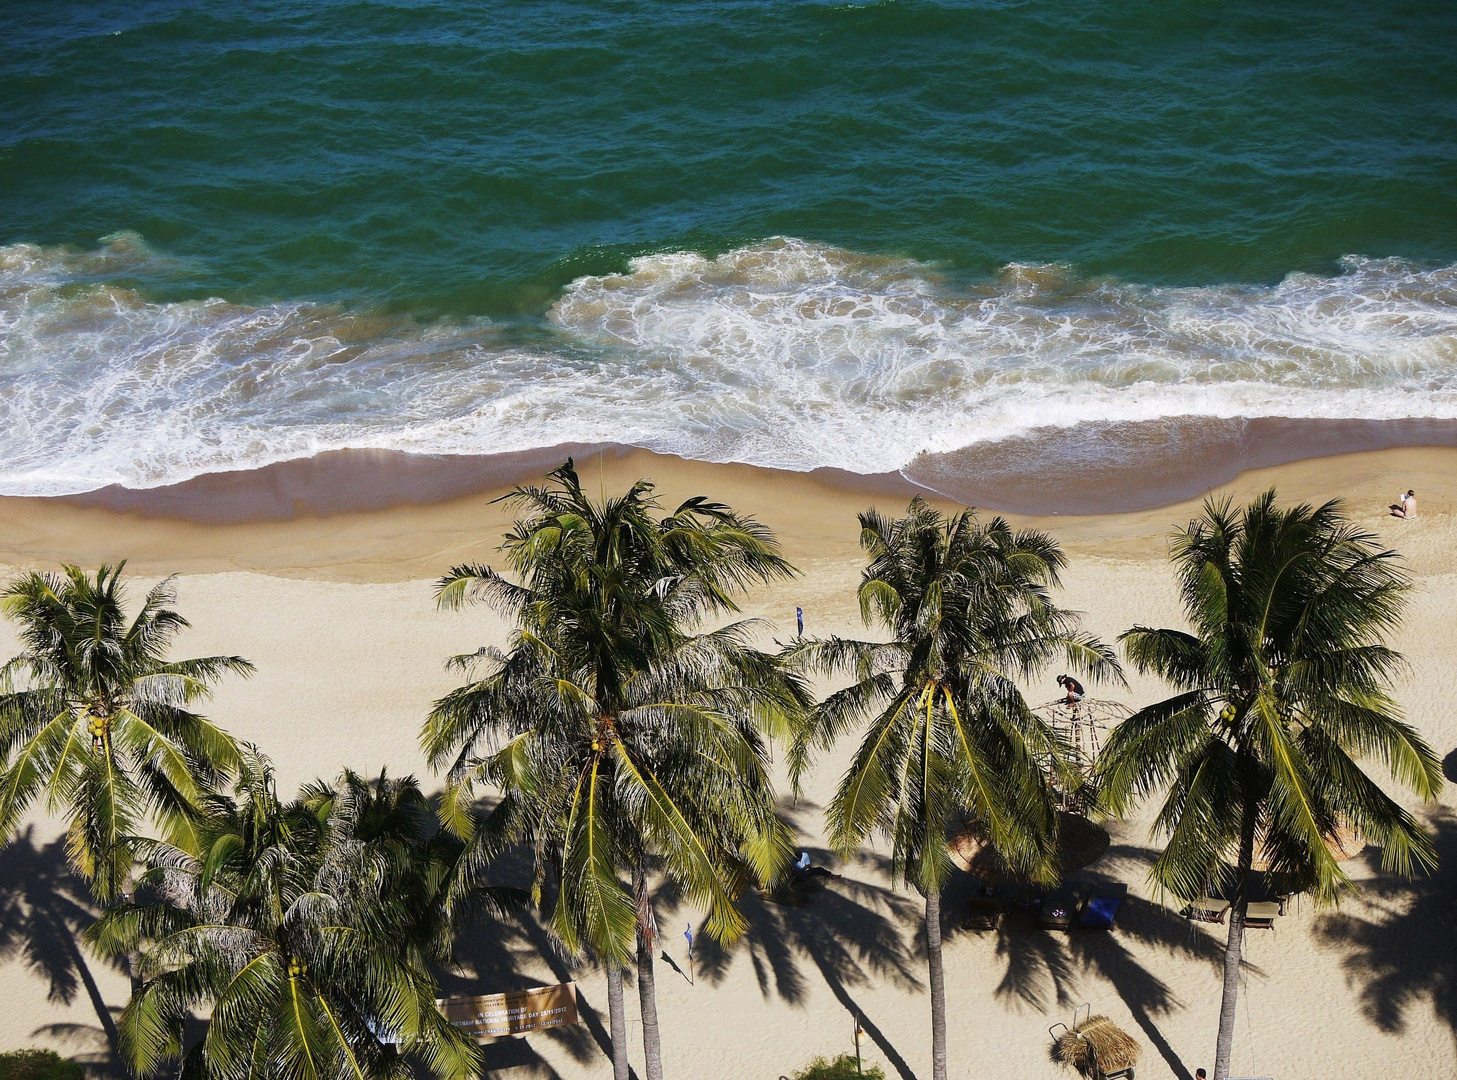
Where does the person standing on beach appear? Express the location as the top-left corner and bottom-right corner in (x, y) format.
(796, 606), (804, 637)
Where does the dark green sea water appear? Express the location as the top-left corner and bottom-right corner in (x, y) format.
(3, 0), (1457, 494)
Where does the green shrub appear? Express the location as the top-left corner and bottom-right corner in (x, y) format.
(0, 1051), (84, 1080)
(788, 1053), (886, 1080)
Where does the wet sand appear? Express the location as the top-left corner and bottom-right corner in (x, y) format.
(5, 438), (1457, 580)
(1, 446), (1456, 1079)
(906, 416), (1457, 514)
(30, 415), (1457, 527)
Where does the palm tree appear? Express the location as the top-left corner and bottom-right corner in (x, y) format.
(91, 749), (484, 1080)
(423, 461), (807, 1080)
(1095, 492), (1442, 1080)
(0, 565), (251, 920)
(788, 499), (1120, 1080)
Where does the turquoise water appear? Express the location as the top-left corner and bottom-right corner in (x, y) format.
(3, 0), (1457, 493)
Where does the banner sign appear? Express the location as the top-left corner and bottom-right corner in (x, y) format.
(436, 983), (579, 1040)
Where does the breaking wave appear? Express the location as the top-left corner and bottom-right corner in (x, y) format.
(3, 233), (1457, 496)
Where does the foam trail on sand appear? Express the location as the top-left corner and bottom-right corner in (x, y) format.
(4, 235), (1457, 496)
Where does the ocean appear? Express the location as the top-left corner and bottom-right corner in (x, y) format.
(3, 0), (1456, 500)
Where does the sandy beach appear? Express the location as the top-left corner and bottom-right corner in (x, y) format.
(10, 5), (1457, 1077)
(3, 446), (1456, 1080)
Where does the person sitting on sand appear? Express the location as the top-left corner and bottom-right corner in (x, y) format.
(1056, 674), (1085, 705)
(1391, 489), (1417, 519)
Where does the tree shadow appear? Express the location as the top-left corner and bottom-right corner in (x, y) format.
(439, 839), (626, 1079)
(0, 828), (127, 1078)
(1314, 806), (1457, 1054)
(942, 843), (1236, 1080)
(666, 836), (924, 1080)
(688, 848), (923, 1002)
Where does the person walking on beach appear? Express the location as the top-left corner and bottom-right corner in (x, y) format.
(1391, 489), (1417, 519)
(1056, 673), (1085, 705)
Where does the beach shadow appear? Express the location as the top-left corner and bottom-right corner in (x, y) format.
(1441, 748), (1457, 785)
(1075, 843), (1254, 1080)
(675, 840), (923, 1080)
(1313, 807), (1457, 1053)
(0, 828), (126, 1078)
(645, 793), (925, 1080)
(438, 838), (625, 1079)
(945, 843), (1234, 1080)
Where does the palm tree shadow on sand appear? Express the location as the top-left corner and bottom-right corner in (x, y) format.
(1314, 805), (1457, 1055)
(0, 828), (128, 1079)
(940, 842), (1235, 1080)
(438, 835), (628, 1080)
(660, 815), (1230, 1080)
(676, 842), (925, 1080)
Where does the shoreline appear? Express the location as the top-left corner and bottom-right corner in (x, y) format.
(19, 416), (1457, 526)
(3, 440), (1455, 582)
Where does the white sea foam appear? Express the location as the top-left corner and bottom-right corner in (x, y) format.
(3, 234), (1457, 495)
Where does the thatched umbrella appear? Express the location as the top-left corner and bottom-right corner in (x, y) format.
(948, 812), (1110, 882)
(1250, 822), (1365, 872)
(1052, 1015), (1140, 1078)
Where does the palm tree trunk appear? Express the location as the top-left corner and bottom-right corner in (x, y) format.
(636, 924), (665, 1080)
(118, 892), (143, 996)
(925, 888), (948, 1080)
(1213, 785), (1259, 1080)
(606, 964), (631, 1080)
(97, 887), (143, 996)
(634, 865), (665, 1080)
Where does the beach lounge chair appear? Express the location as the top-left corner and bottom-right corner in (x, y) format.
(1244, 901), (1281, 929)
(1185, 897), (1230, 924)
(1039, 887), (1078, 931)
(966, 891), (1002, 931)
(1080, 883), (1128, 930)
(1001, 882), (1042, 911)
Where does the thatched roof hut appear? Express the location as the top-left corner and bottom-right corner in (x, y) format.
(1052, 1015), (1140, 1077)
(1250, 822), (1365, 872)
(949, 812), (1110, 882)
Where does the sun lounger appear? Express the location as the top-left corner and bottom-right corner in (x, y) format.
(1079, 883), (1128, 930)
(1039, 888), (1078, 931)
(1001, 882), (1042, 910)
(966, 894), (1002, 931)
(1185, 896), (1230, 924)
(1244, 901), (1281, 929)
